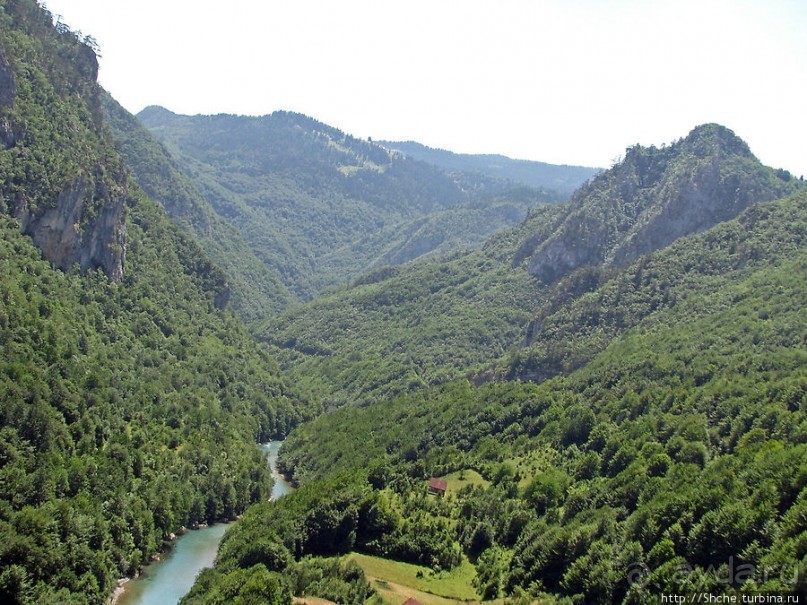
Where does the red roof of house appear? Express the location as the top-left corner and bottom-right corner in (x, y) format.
(428, 478), (447, 492)
(403, 598), (423, 605)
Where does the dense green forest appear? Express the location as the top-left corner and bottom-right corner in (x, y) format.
(192, 139), (805, 603)
(101, 92), (294, 323)
(138, 107), (565, 303)
(0, 199), (306, 603)
(1, 1), (805, 604)
(257, 126), (801, 409)
(0, 1), (308, 602)
(210, 193), (807, 604)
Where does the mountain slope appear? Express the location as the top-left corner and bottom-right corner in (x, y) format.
(138, 107), (560, 300)
(0, 2), (307, 602)
(102, 93), (293, 321)
(259, 244), (540, 408)
(0, 0), (125, 280)
(0, 193), (305, 604)
(521, 124), (798, 284)
(507, 190), (807, 382)
(257, 200), (575, 408)
(200, 191), (807, 603)
(379, 139), (600, 195)
(258, 125), (803, 407)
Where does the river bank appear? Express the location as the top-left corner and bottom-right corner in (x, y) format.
(110, 440), (292, 605)
(114, 523), (230, 605)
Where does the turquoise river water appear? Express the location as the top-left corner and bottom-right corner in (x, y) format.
(116, 441), (293, 605)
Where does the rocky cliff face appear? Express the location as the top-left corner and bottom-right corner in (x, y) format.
(522, 124), (798, 284)
(14, 175), (127, 281)
(0, 3), (127, 281)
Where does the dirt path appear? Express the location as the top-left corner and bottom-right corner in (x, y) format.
(293, 597), (339, 605)
(366, 576), (504, 605)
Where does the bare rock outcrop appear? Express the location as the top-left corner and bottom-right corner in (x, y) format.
(1, 34), (127, 281)
(15, 176), (127, 281)
(524, 124), (796, 285)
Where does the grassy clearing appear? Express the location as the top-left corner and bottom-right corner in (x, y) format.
(441, 469), (489, 495)
(348, 553), (481, 601)
(338, 162), (385, 176)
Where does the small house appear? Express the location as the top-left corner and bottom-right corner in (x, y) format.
(403, 598), (423, 605)
(427, 477), (447, 497)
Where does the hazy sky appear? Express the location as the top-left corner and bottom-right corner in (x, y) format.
(44, 0), (807, 175)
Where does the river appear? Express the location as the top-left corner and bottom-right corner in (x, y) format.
(262, 440), (295, 501)
(116, 441), (293, 605)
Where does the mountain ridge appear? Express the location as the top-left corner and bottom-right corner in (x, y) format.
(522, 123), (798, 284)
(379, 139), (601, 195)
(136, 106), (566, 303)
(258, 124), (803, 407)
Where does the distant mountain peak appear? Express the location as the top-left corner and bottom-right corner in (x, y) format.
(685, 123), (756, 159)
(682, 123), (754, 159)
(137, 104), (176, 120)
(522, 124), (799, 283)
(137, 108), (558, 302)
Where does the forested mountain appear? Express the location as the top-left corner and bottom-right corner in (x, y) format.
(3, 1), (806, 604)
(227, 129), (805, 602)
(137, 107), (563, 302)
(257, 125), (802, 407)
(520, 124), (798, 285)
(0, 0), (125, 281)
(203, 191), (807, 604)
(101, 93), (293, 322)
(0, 2), (308, 602)
(379, 140), (599, 196)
